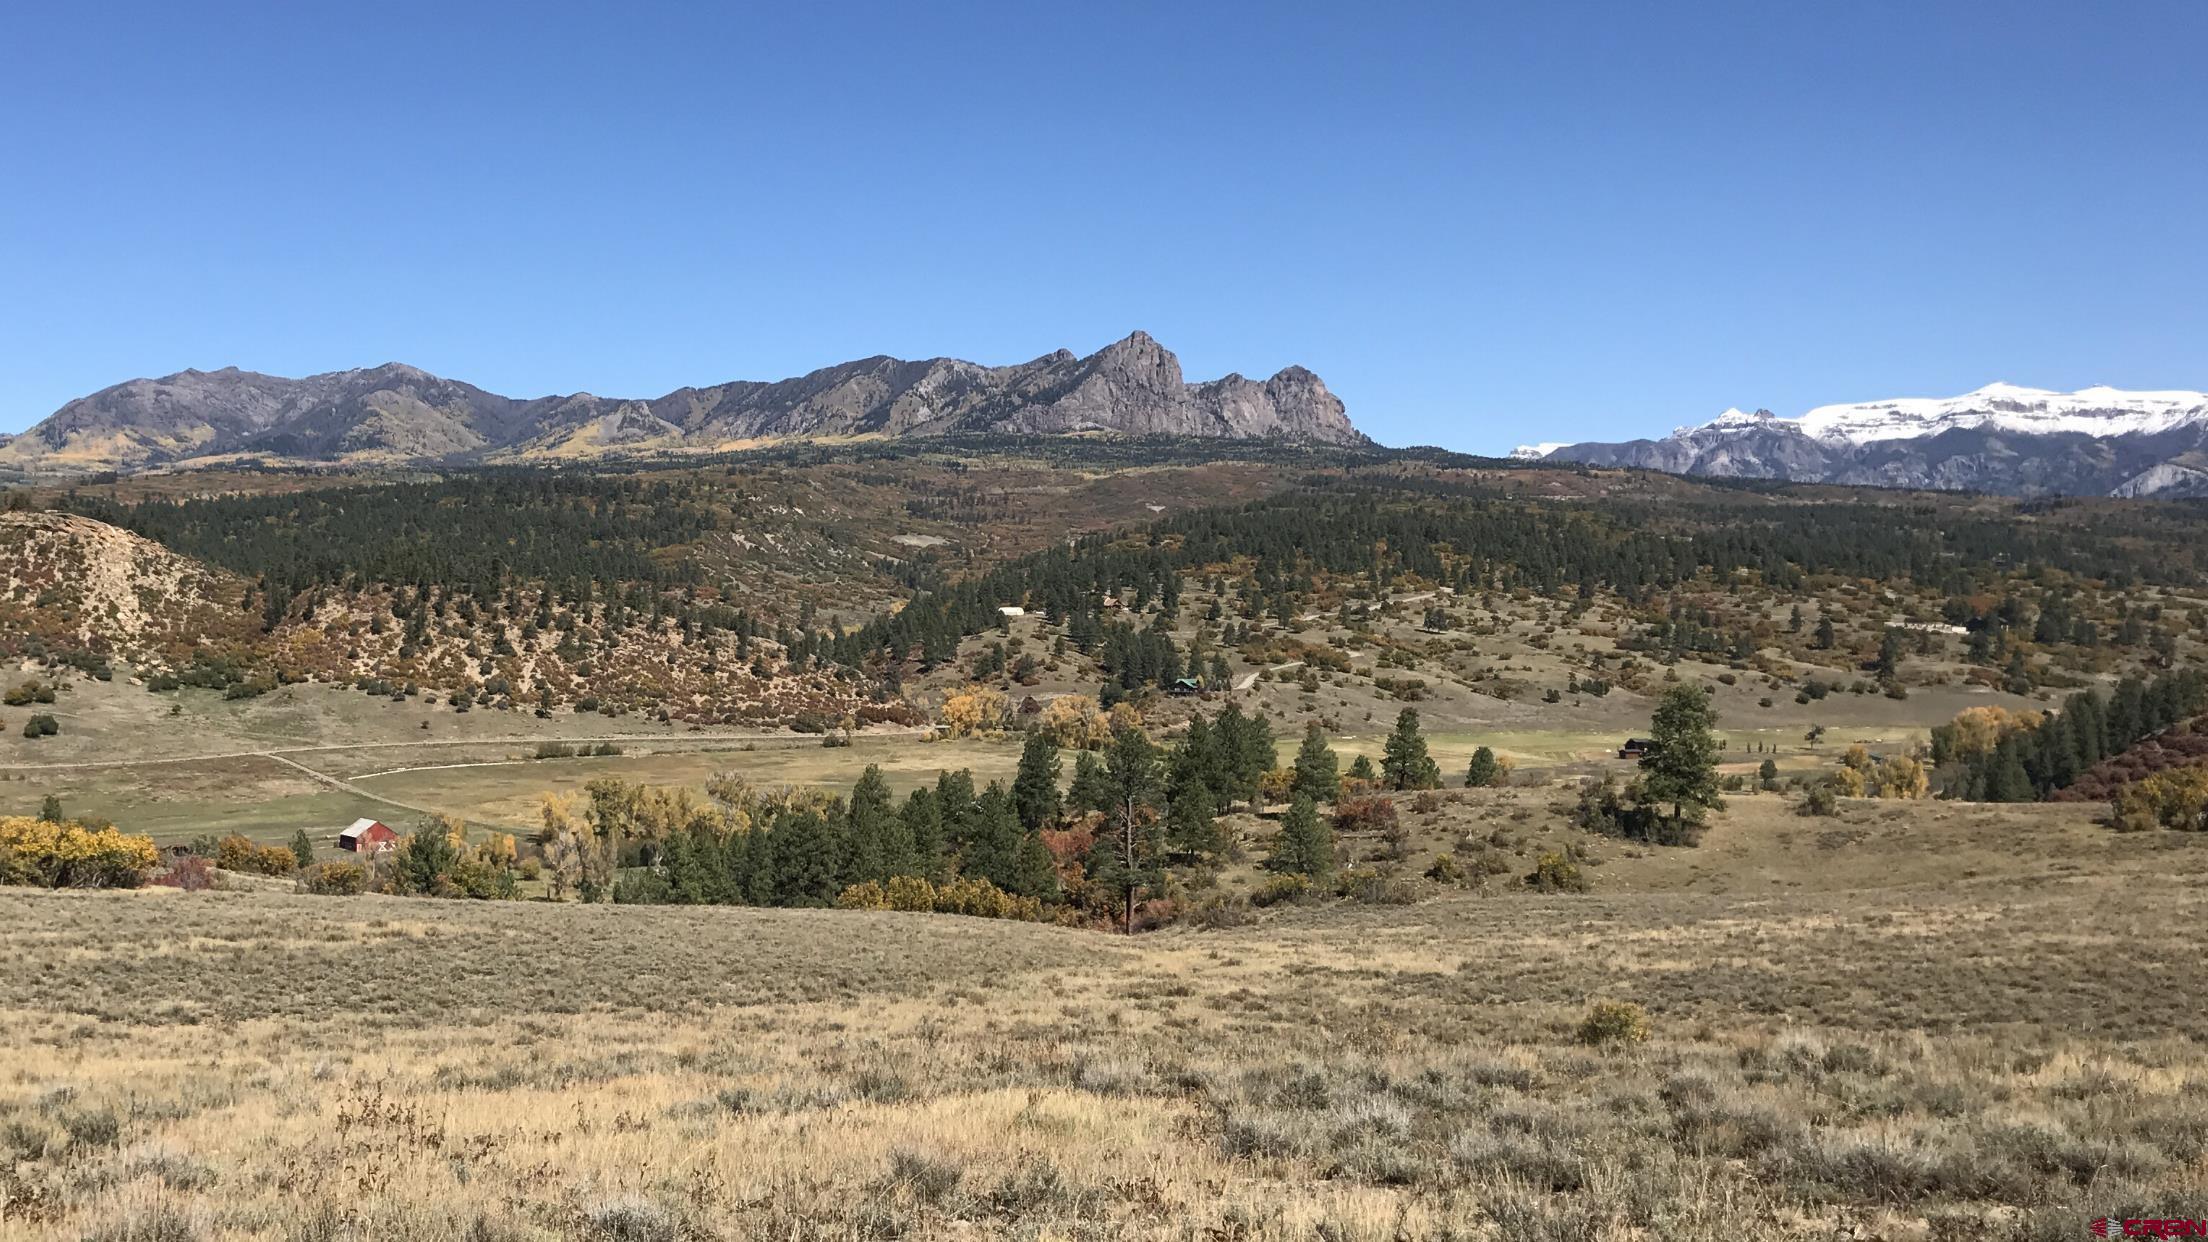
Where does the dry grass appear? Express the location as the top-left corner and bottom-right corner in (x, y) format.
(5, 800), (2206, 1239)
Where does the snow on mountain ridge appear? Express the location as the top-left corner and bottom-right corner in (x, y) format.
(1670, 385), (2208, 447)
(1671, 407), (1779, 437)
(1511, 442), (1569, 460)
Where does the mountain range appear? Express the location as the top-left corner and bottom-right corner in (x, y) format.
(0, 331), (1362, 473)
(1520, 384), (2208, 497)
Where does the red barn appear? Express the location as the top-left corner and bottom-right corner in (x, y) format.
(337, 818), (398, 854)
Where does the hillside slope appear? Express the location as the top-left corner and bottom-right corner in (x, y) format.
(0, 510), (257, 671)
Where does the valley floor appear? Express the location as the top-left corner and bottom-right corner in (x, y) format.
(4, 799), (2204, 1241)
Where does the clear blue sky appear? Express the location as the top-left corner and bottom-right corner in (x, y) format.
(4, 2), (2204, 451)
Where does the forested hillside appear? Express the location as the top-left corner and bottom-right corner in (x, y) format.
(9, 444), (2207, 726)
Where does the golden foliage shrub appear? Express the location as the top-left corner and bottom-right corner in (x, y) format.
(216, 834), (299, 876)
(0, 817), (159, 889)
(302, 861), (369, 895)
(940, 685), (1012, 738)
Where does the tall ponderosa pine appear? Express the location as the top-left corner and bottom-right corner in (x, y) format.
(1087, 723), (1167, 933)
(1382, 708), (1442, 791)
(1640, 685), (1724, 831)
(1291, 721), (1340, 804)
(843, 765), (909, 884)
(1012, 729), (1063, 830)
(1266, 795), (1334, 878)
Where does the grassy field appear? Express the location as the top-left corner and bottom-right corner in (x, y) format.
(5, 737), (1019, 848)
(3, 793), (2203, 1240)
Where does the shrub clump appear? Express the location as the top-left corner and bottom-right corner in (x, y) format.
(1577, 1000), (1652, 1046)
(302, 861), (369, 895)
(215, 834), (298, 876)
(1332, 795), (1399, 836)
(1524, 851), (1590, 893)
(152, 855), (217, 891)
(833, 875), (1042, 921)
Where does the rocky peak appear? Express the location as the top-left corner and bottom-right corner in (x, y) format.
(3, 332), (1367, 471)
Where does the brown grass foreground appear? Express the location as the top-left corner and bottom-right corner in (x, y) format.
(5, 804), (2208, 1241)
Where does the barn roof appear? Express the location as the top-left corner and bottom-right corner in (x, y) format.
(338, 818), (388, 840)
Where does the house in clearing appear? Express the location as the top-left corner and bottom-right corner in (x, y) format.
(337, 818), (398, 854)
(1617, 738), (1656, 759)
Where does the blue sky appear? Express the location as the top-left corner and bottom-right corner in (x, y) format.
(4, 2), (2203, 452)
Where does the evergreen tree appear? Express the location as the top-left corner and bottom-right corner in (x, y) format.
(1230, 710), (1276, 808)
(1067, 750), (1113, 816)
(1381, 708), (1442, 791)
(1347, 754), (1377, 783)
(288, 827), (316, 869)
(1640, 685), (1725, 833)
(1170, 716), (1224, 816)
(1088, 723), (1167, 933)
(935, 769), (977, 830)
(1987, 737), (2035, 802)
(1266, 795), (1334, 878)
(899, 789), (948, 883)
(1814, 616), (1837, 649)
(723, 827), (768, 905)
(843, 765), (907, 884)
(665, 823), (730, 904)
(768, 809), (843, 907)
(37, 794), (63, 823)
(1165, 787), (1227, 861)
(1875, 628), (1906, 683)
(1009, 827), (1061, 902)
(1012, 729), (1063, 830)
(959, 784), (1031, 894)
(1465, 745), (1501, 789)
(392, 819), (462, 895)
(1291, 721), (1340, 804)
(1758, 757), (1779, 790)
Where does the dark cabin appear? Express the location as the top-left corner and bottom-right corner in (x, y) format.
(1618, 738), (1656, 759)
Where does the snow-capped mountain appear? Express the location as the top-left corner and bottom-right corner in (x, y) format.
(1796, 384), (2208, 445)
(1529, 384), (2208, 498)
(1509, 441), (1570, 461)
